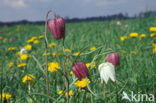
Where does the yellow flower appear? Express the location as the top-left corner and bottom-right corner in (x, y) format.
(48, 62), (60, 72)
(58, 90), (63, 95)
(8, 47), (16, 51)
(20, 54), (28, 60)
(52, 53), (56, 56)
(120, 36), (125, 41)
(18, 63), (27, 68)
(27, 39), (34, 43)
(17, 52), (23, 56)
(3, 38), (8, 43)
(130, 51), (137, 54)
(49, 43), (56, 47)
(0, 93), (12, 101)
(149, 27), (156, 32)
(24, 45), (32, 50)
(139, 34), (146, 40)
(153, 47), (156, 53)
(90, 47), (96, 51)
(8, 62), (14, 67)
(74, 52), (81, 56)
(74, 78), (91, 88)
(43, 53), (50, 56)
(33, 40), (39, 44)
(86, 62), (96, 69)
(22, 74), (35, 83)
(65, 49), (71, 53)
(70, 71), (73, 75)
(152, 43), (156, 47)
(31, 36), (37, 40)
(150, 33), (156, 37)
(38, 35), (44, 39)
(129, 32), (138, 38)
(65, 90), (73, 96)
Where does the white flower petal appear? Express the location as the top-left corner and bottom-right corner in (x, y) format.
(98, 62), (116, 84)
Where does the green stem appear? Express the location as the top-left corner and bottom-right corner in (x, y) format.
(44, 9), (57, 103)
(85, 77), (97, 97)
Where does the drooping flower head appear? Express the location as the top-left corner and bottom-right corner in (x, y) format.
(72, 62), (89, 80)
(48, 17), (65, 40)
(107, 52), (120, 66)
(98, 62), (116, 84)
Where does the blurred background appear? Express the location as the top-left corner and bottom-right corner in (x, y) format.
(0, 0), (156, 23)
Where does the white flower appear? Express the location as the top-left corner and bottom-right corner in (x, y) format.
(20, 48), (27, 54)
(98, 62), (116, 84)
(117, 21), (121, 25)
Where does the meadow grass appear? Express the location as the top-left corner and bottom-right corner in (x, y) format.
(0, 17), (156, 103)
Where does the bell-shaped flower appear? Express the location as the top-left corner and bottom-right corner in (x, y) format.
(107, 52), (120, 66)
(48, 17), (65, 40)
(20, 48), (27, 54)
(98, 62), (116, 84)
(72, 62), (89, 80)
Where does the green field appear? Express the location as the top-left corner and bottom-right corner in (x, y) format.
(0, 17), (156, 103)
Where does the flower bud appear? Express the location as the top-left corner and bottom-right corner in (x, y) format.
(72, 62), (89, 80)
(107, 52), (120, 66)
(48, 17), (65, 40)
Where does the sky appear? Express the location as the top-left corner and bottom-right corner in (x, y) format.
(0, 0), (156, 22)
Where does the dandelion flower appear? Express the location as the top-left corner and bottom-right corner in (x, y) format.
(90, 47), (96, 51)
(31, 36), (37, 40)
(150, 33), (156, 38)
(18, 63), (27, 68)
(8, 62), (14, 67)
(129, 32), (138, 38)
(24, 45), (32, 50)
(20, 54), (28, 60)
(98, 62), (115, 84)
(33, 40), (39, 44)
(74, 78), (91, 88)
(43, 53), (50, 56)
(86, 62), (96, 69)
(49, 43), (56, 47)
(139, 34), (146, 40)
(120, 36), (125, 41)
(70, 71), (73, 75)
(65, 49), (71, 53)
(74, 52), (81, 56)
(58, 90), (63, 95)
(22, 74), (35, 83)
(38, 35), (44, 39)
(153, 47), (156, 53)
(152, 43), (156, 47)
(48, 62), (60, 72)
(27, 39), (34, 43)
(8, 47), (16, 51)
(65, 90), (73, 96)
(149, 27), (156, 32)
(0, 93), (12, 101)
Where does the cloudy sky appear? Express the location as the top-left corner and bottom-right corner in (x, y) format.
(0, 0), (156, 22)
